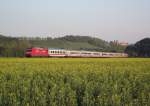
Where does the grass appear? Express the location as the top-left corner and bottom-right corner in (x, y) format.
(0, 58), (149, 106)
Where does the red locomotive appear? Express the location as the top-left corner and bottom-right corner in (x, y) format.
(25, 47), (48, 57)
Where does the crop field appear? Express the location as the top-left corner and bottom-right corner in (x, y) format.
(0, 58), (149, 106)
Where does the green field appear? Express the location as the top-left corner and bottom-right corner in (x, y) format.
(0, 58), (150, 106)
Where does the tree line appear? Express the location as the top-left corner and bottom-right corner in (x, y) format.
(0, 35), (30, 57)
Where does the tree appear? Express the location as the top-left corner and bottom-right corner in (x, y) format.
(125, 38), (150, 57)
(135, 38), (150, 57)
(125, 45), (137, 57)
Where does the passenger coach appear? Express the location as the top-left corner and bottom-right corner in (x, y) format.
(48, 48), (66, 57)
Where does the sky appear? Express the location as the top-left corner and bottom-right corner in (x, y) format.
(0, 0), (150, 43)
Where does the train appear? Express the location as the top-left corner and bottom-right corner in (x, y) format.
(25, 47), (128, 58)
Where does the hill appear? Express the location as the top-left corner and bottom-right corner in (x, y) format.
(25, 36), (108, 50)
(22, 35), (126, 52)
